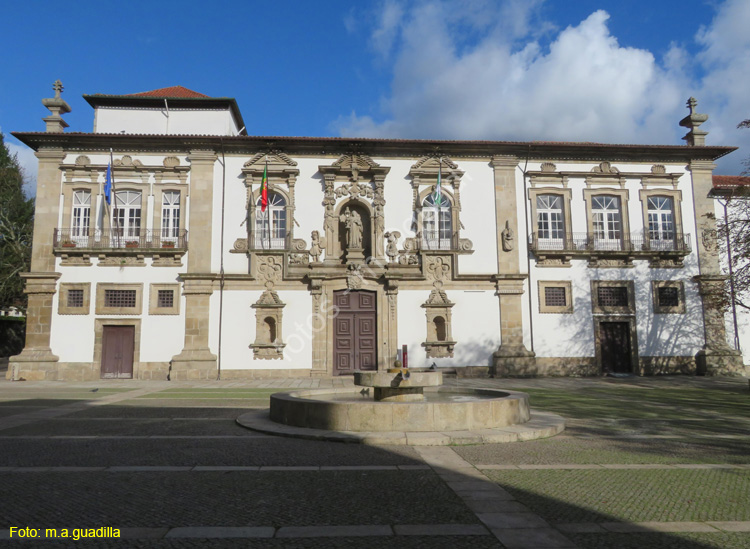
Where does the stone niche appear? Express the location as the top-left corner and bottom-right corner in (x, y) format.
(250, 290), (286, 360)
(421, 287), (456, 358)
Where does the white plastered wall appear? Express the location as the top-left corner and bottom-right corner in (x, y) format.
(50, 262), (185, 363)
(457, 160), (499, 274)
(95, 107), (240, 136)
(210, 290), (313, 370)
(398, 289), (499, 368)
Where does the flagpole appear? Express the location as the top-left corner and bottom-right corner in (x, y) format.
(265, 155), (270, 250)
(110, 149), (121, 248)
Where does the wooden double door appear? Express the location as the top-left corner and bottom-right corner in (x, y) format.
(101, 325), (134, 379)
(333, 290), (377, 375)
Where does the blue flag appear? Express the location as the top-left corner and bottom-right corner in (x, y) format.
(104, 162), (112, 205)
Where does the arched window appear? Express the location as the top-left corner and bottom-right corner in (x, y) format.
(647, 196), (675, 250)
(113, 190), (142, 242)
(71, 190), (91, 244)
(161, 191), (181, 241)
(422, 193), (452, 250)
(255, 192), (287, 249)
(591, 195), (622, 250)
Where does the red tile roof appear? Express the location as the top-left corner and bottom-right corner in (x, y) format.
(125, 86), (210, 98)
(713, 175), (750, 189)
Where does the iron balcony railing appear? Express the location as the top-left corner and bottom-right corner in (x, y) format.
(529, 231), (691, 254)
(54, 228), (188, 250)
(251, 229), (291, 251)
(419, 230), (461, 251)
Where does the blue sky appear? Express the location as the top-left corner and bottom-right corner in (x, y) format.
(2, 0), (749, 193)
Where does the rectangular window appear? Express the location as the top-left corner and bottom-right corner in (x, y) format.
(104, 289), (137, 308)
(67, 289), (84, 308)
(544, 286), (567, 307)
(657, 286), (679, 307)
(538, 281), (573, 313)
(597, 286), (628, 307)
(157, 289), (174, 309)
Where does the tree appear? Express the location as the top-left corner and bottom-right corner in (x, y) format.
(714, 120), (750, 314)
(0, 134), (34, 313)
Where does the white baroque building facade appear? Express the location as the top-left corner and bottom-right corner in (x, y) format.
(7, 84), (748, 381)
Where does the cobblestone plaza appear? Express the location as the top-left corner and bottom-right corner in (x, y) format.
(0, 369), (748, 548)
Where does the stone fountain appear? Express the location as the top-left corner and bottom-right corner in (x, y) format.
(237, 367), (565, 445)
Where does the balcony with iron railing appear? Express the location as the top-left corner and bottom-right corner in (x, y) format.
(53, 228), (188, 251)
(529, 231), (691, 267)
(417, 231), (473, 253)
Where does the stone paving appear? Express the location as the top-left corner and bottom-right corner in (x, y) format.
(0, 373), (748, 547)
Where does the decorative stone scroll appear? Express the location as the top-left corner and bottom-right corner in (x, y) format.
(421, 283), (456, 358)
(250, 290), (286, 360)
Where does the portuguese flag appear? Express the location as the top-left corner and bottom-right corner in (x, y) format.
(260, 162), (268, 212)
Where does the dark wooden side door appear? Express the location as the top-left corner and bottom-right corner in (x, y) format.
(600, 322), (631, 374)
(333, 290), (377, 375)
(101, 326), (135, 379)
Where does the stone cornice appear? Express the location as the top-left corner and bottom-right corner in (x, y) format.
(12, 132), (737, 163)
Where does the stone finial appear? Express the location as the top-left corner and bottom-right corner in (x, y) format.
(679, 97), (709, 146)
(41, 79), (71, 133)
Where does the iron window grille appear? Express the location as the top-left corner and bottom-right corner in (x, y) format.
(657, 286), (680, 308)
(597, 286), (628, 307)
(67, 289), (84, 308)
(104, 289), (137, 308)
(157, 289), (174, 309)
(544, 287), (567, 308)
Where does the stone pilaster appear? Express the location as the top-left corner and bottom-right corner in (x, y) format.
(309, 277), (328, 376)
(171, 150), (218, 379)
(8, 274), (61, 380)
(492, 277), (535, 377)
(490, 155), (535, 376)
(689, 160), (745, 375)
(8, 146), (66, 380)
(170, 278), (217, 380)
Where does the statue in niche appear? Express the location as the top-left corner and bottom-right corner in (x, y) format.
(309, 230), (326, 262)
(339, 207), (363, 249)
(384, 231), (400, 262)
(501, 220), (515, 252)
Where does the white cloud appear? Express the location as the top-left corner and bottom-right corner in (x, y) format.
(336, 0), (750, 174)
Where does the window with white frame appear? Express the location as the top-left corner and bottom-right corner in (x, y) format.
(591, 195), (622, 250)
(71, 190), (91, 244)
(161, 191), (181, 242)
(254, 192), (287, 249)
(647, 196), (675, 250)
(422, 193), (452, 250)
(536, 194), (564, 248)
(113, 191), (142, 242)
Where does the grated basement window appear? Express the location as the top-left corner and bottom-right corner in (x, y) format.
(544, 287), (567, 307)
(157, 289), (174, 309)
(104, 289), (137, 308)
(597, 286), (628, 307)
(658, 286), (680, 308)
(67, 289), (84, 308)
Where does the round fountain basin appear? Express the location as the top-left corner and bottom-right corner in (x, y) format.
(269, 387), (530, 432)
